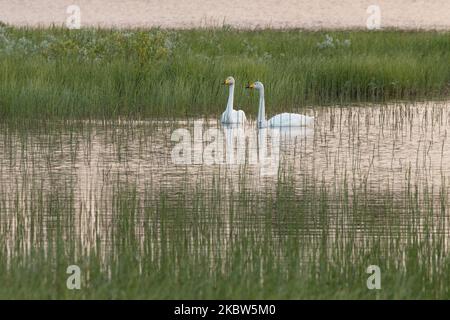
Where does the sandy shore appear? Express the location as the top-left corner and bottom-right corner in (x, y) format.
(1, 0), (449, 29)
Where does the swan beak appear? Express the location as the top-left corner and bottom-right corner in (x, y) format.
(245, 83), (255, 89)
(223, 79), (230, 85)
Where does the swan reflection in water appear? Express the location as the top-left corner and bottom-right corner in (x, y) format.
(221, 123), (314, 176)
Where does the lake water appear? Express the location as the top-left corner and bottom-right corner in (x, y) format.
(1, 102), (450, 254)
(1, 0), (450, 30)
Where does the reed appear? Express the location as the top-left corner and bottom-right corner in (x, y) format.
(1, 25), (450, 120)
(0, 162), (448, 299)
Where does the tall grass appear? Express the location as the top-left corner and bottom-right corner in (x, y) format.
(0, 104), (449, 299)
(1, 25), (450, 119)
(0, 162), (449, 299)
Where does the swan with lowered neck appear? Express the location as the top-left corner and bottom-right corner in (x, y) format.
(221, 76), (247, 124)
(246, 81), (314, 128)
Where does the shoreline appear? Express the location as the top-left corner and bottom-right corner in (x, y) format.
(1, 28), (450, 119)
(4, 24), (450, 32)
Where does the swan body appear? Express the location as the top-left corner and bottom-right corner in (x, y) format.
(268, 113), (314, 127)
(221, 76), (247, 124)
(247, 81), (314, 128)
(221, 109), (246, 124)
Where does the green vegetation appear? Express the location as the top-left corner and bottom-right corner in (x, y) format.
(0, 116), (449, 299)
(0, 165), (448, 299)
(1, 24), (449, 299)
(1, 25), (450, 119)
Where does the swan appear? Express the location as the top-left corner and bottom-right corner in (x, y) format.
(246, 81), (314, 128)
(221, 76), (247, 124)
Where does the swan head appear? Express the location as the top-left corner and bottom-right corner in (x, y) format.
(245, 81), (264, 91)
(223, 76), (235, 86)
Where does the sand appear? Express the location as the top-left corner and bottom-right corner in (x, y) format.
(0, 0), (449, 29)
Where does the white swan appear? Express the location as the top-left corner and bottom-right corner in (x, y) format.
(221, 76), (247, 124)
(246, 81), (314, 128)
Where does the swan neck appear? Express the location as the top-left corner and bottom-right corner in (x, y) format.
(226, 84), (234, 112)
(257, 88), (266, 127)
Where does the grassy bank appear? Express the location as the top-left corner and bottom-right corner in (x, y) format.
(1, 25), (450, 119)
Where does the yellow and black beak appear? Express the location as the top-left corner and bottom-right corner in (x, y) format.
(245, 83), (255, 89)
(223, 79), (230, 85)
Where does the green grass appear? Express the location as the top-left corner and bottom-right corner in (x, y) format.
(0, 158), (449, 299)
(1, 25), (450, 299)
(0, 110), (449, 299)
(1, 25), (450, 120)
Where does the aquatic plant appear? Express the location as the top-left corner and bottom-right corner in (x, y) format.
(0, 27), (449, 120)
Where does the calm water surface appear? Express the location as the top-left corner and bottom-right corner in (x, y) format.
(1, 102), (450, 253)
(2, 0), (450, 30)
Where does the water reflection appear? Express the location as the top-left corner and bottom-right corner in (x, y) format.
(0, 102), (450, 254)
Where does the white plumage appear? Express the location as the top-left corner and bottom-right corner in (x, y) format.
(221, 76), (247, 124)
(268, 112), (314, 127)
(221, 109), (247, 124)
(247, 81), (314, 129)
